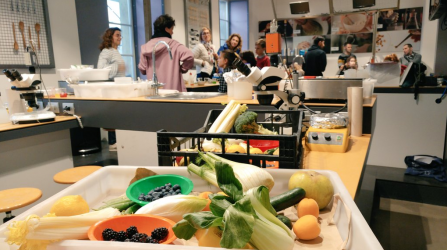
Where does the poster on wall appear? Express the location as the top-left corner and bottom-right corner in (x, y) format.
(376, 7), (423, 52)
(184, 0), (211, 50)
(258, 7), (423, 56)
(331, 33), (373, 53)
(331, 12), (374, 34)
(0, 0), (54, 68)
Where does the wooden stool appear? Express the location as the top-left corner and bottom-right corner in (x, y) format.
(53, 166), (102, 184)
(0, 187), (42, 223)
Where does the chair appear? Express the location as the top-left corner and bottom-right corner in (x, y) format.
(53, 166), (102, 184)
(0, 187), (42, 223)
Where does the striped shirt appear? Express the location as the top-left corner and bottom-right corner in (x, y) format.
(97, 48), (126, 79)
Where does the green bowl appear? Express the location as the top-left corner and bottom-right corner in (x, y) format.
(126, 174), (194, 206)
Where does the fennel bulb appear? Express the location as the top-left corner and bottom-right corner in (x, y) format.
(135, 195), (208, 222)
(188, 152), (274, 192)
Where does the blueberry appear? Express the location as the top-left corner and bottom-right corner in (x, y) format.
(165, 183), (172, 187)
(138, 197), (145, 201)
(154, 187), (161, 192)
(175, 189), (181, 194)
(148, 190), (154, 195)
(173, 184), (180, 190)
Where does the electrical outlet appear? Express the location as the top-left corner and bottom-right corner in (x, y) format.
(62, 103), (74, 115)
(49, 102), (59, 113)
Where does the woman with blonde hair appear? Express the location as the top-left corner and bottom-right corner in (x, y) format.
(217, 33), (243, 55)
(192, 27), (218, 79)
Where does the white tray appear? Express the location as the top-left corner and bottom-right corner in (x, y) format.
(0, 166), (383, 250)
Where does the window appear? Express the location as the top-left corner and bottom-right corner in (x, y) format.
(219, 0), (229, 47)
(107, 0), (136, 79)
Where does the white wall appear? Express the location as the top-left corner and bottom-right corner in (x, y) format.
(164, 0), (220, 46)
(0, 0), (81, 96)
(249, 0), (437, 76)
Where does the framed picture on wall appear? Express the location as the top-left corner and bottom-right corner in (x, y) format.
(184, 0), (211, 50)
(0, 0), (55, 68)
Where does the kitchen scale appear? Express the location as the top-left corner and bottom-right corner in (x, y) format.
(305, 113), (349, 153)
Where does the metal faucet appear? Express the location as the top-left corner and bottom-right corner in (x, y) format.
(152, 40), (172, 95)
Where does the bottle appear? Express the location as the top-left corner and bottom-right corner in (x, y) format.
(187, 72), (193, 85)
(406, 9), (419, 29)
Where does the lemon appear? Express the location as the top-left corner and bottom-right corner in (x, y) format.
(50, 195), (90, 216)
(226, 144), (246, 153)
(249, 148), (263, 154)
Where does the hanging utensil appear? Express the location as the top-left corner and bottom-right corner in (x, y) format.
(32, 0), (35, 13)
(16, 0), (19, 12)
(28, 26), (32, 43)
(11, 0), (14, 11)
(35, 23), (41, 50)
(27, 0), (30, 13)
(19, 21), (26, 49)
(12, 23), (19, 51)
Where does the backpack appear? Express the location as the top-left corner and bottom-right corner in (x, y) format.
(404, 155), (446, 182)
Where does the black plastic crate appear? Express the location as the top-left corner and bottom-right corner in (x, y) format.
(157, 109), (304, 169)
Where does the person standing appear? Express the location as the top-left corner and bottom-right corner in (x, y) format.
(255, 39), (270, 69)
(303, 36), (327, 76)
(337, 42), (356, 75)
(399, 44), (422, 66)
(192, 27), (218, 79)
(217, 33), (242, 55)
(98, 27), (126, 79)
(240, 51), (257, 68)
(138, 14), (194, 92)
(97, 27), (126, 151)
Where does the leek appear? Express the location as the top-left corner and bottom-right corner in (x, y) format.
(188, 152), (274, 192)
(208, 100), (237, 133)
(173, 162), (294, 250)
(6, 207), (120, 250)
(135, 195), (208, 222)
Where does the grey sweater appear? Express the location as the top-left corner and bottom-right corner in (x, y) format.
(97, 48), (126, 79)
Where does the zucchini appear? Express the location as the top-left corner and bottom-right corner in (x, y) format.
(276, 215), (292, 229)
(270, 187), (306, 212)
(264, 147), (278, 155)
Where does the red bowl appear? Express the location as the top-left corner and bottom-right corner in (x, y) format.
(245, 139), (279, 152)
(88, 214), (177, 244)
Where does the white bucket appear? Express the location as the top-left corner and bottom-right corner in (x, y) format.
(227, 81), (234, 98)
(232, 80), (252, 100)
(362, 78), (377, 98)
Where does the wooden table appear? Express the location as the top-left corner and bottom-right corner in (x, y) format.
(302, 134), (371, 199)
(186, 83), (219, 92)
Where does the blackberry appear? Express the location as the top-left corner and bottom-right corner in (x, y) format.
(102, 228), (117, 241)
(126, 225), (138, 238)
(151, 227), (168, 241)
(145, 236), (159, 244)
(115, 230), (127, 241)
(130, 233), (148, 243)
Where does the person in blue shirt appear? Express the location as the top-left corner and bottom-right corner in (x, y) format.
(217, 34), (242, 55)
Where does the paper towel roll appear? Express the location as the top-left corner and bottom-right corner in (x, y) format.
(348, 87), (363, 137)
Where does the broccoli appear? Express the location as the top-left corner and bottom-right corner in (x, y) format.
(235, 111), (258, 133)
(234, 111), (277, 134)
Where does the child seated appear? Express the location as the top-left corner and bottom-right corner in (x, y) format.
(217, 49), (236, 93)
(255, 39), (270, 69)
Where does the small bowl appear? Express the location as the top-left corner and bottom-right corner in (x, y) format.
(126, 174), (194, 206)
(197, 81), (206, 86)
(88, 214), (177, 244)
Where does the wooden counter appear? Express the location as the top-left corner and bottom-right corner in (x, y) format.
(53, 95), (376, 107)
(0, 116), (79, 142)
(302, 134), (371, 199)
(186, 83), (219, 92)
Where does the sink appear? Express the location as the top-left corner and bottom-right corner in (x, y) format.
(146, 92), (225, 100)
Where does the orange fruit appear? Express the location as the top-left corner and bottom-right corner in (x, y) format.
(297, 198), (319, 218)
(293, 215), (321, 240)
(199, 191), (213, 211)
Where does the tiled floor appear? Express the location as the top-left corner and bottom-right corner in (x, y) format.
(371, 198), (447, 250)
